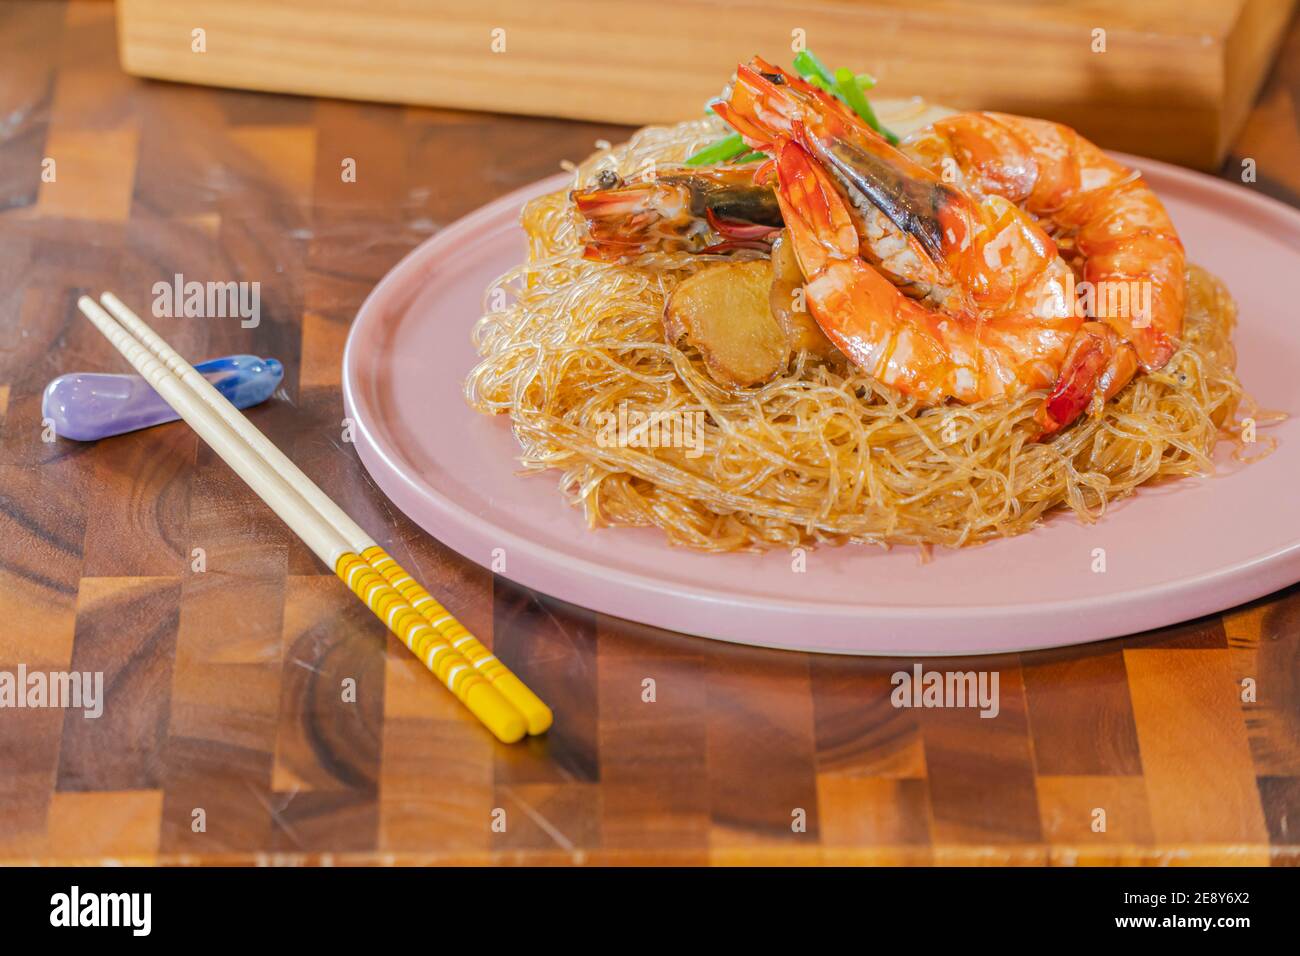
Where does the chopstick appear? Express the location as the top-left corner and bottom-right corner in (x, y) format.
(96, 292), (551, 736)
(77, 293), (551, 743)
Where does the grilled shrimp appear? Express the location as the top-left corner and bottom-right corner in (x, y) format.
(717, 60), (1084, 411)
(713, 57), (1184, 432)
(902, 112), (1185, 429)
(575, 167), (940, 302)
(572, 56), (1186, 433)
(572, 166), (782, 260)
(768, 140), (1082, 406)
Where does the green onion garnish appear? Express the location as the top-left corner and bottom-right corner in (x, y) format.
(795, 51), (896, 143)
(684, 133), (749, 166)
(733, 150), (767, 163)
(834, 66), (898, 145)
(793, 49), (836, 87)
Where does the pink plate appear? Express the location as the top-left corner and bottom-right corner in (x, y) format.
(342, 160), (1300, 656)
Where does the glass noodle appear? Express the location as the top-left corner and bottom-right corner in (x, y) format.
(465, 118), (1264, 553)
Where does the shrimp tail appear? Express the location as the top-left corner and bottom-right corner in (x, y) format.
(1037, 323), (1140, 434)
(772, 140), (860, 266)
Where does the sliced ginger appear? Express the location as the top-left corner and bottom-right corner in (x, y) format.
(664, 260), (789, 387)
(664, 242), (838, 388)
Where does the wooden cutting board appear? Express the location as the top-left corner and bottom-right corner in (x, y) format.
(116, 0), (1295, 170)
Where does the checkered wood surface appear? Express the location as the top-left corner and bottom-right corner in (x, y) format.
(0, 1), (1297, 864)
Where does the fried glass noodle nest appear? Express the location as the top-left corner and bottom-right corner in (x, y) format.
(466, 117), (1263, 552)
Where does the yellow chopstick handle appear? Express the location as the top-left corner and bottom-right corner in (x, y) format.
(335, 553), (526, 744)
(361, 546), (553, 736)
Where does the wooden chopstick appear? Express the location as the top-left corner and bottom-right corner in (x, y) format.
(77, 294), (540, 744)
(96, 293), (552, 736)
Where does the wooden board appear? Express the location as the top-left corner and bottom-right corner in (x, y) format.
(3, 0), (1300, 864)
(115, 0), (1295, 170)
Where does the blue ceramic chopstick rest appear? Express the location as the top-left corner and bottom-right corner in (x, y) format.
(43, 354), (284, 441)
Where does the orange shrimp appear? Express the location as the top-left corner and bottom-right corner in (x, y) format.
(716, 60), (1083, 410)
(769, 139), (1081, 405)
(714, 58), (1185, 432)
(572, 166), (783, 260)
(902, 112), (1185, 429)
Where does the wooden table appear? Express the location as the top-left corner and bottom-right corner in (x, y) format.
(1, 0), (1297, 865)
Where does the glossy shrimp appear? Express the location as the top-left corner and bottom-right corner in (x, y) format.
(572, 165), (782, 260)
(768, 140), (1085, 406)
(714, 58), (1184, 432)
(902, 111), (1185, 429)
(717, 60), (1085, 413)
(574, 164), (949, 304)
